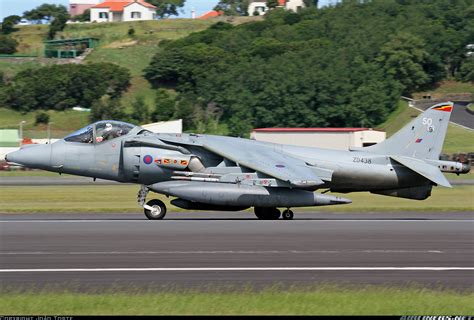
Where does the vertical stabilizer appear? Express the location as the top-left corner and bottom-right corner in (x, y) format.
(364, 102), (453, 159)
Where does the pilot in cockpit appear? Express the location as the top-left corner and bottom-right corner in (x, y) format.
(64, 121), (136, 144)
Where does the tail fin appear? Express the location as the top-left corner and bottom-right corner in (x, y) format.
(364, 102), (453, 159)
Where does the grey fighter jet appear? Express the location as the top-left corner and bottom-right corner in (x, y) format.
(5, 102), (470, 220)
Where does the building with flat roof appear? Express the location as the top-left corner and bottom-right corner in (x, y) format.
(250, 127), (386, 150)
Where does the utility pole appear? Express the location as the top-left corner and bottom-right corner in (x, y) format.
(19, 120), (26, 144)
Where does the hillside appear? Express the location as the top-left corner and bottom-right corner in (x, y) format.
(0, 17), (261, 137)
(0, 13), (472, 154)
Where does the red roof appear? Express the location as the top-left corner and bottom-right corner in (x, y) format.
(92, 0), (156, 12)
(252, 128), (379, 133)
(250, 0), (286, 4)
(198, 10), (224, 19)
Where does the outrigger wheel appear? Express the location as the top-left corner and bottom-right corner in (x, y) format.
(282, 209), (294, 220)
(144, 199), (167, 220)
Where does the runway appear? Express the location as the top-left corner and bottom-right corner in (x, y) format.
(1, 212), (473, 290)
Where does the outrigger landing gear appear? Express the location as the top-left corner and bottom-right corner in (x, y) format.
(254, 207), (281, 220)
(282, 209), (294, 220)
(138, 185), (167, 220)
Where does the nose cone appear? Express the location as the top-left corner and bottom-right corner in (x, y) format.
(5, 144), (52, 170)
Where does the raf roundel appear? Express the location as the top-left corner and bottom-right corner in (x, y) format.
(143, 155), (153, 165)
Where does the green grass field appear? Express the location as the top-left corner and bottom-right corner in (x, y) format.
(0, 184), (472, 213)
(0, 107), (89, 138)
(1, 286), (472, 315)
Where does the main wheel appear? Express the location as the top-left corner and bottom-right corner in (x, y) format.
(144, 199), (167, 220)
(282, 209), (294, 220)
(254, 207), (280, 220)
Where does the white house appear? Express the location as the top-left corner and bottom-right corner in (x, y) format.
(251, 128), (386, 150)
(248, 0), (305, 16)
(90, 0), (157, 23)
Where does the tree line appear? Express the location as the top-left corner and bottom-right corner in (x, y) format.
(0, 63), (132, 122)
(145, 0), (473, 136)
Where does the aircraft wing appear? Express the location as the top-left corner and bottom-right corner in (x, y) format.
(201, 136), (324, 188)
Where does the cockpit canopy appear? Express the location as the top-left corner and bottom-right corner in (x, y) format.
(64, 121), (137, 144)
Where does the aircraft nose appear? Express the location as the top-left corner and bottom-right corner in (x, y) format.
(5, 144), (52, 169)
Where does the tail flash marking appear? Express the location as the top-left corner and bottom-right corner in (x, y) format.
(433, 105), (453, 112)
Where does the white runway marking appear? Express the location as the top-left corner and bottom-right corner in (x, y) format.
(0, 267), (472, 273)
(0, 250), (449, 255)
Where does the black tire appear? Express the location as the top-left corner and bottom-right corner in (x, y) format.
(144, 199), (167, 220)
(254, 207), (280, 220)
(282, 209), (294, 220)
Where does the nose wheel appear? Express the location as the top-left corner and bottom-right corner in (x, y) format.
(138, 185), (167, 220)
(144, 199), (167, 220)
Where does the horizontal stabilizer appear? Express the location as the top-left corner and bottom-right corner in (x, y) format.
(390, 155), (451, 188)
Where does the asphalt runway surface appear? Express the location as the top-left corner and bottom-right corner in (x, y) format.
(1, 211), (473, 291)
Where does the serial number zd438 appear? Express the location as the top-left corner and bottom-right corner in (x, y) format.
(352, 157), (372, 164)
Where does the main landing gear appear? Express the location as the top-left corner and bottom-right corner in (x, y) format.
(138, 185), (167, 220)
(254, 207), (294, 220)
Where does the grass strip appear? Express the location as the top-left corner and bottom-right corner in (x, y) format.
(0, 184), (472, 214)
(1, 286), (472, 315)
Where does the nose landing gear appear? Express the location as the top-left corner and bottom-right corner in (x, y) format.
(144, 199), (167, 220)
(138, 185), (167, 220)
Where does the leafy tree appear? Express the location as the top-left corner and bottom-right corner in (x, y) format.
(214, 0), (249, 16)
(48, 13), (69, 39)
(3, 63), (130, 113)
(35, 111), (50, 125)
(128, 26), (136, 37)
(145, 0), (471, 135)
(152, 89), (176, 121)
(23, 4), (68, 23)
(130, 96), (150, 124)
(89, 96), (129, 123)
(147, 0), (186, 18)
(1, 15), (21, 34)
(376, 33), (430, 92)
(456, 57), (474, 82)
(0, 35), (18, 54)
(71, 9), (90, 22)
(303, 0), (318, 7)
(266, 0), (279, 9)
